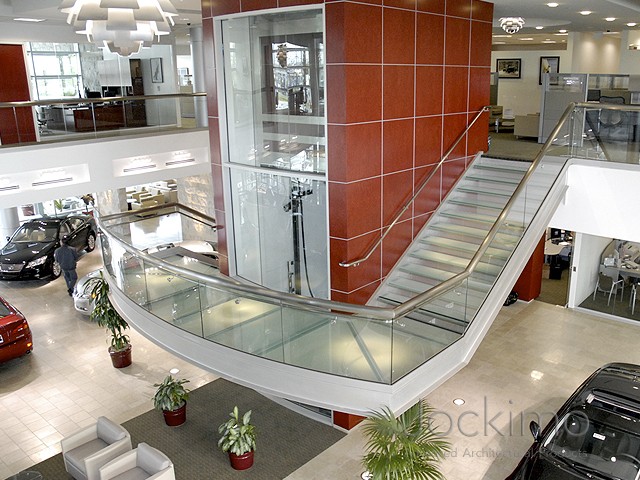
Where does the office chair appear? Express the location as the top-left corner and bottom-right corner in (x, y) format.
(593, 272), (624, 305)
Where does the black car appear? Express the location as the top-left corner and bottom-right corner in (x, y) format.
(0, 215), (97, 280)
(507, 363), (640, 480)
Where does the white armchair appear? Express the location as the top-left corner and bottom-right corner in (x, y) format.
(98, 442), (175, 480)
(61, 416), (132, 480)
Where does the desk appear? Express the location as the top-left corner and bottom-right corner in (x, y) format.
(619, 266), (640, 281)
(545, 240), (572, 279)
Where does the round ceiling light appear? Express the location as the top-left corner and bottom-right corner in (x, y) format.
(500, 17), (526, 34)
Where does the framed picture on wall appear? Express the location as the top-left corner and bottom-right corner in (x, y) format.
(539, 56), (560, 85)
(497, 58), (521, 79)
(151, 57), (163, 83)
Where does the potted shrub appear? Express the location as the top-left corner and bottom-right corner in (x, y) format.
(218, 406), (256, 470)
(89, 271), (132, 368)
(153, 375), (190, 426)
(361, 399), (450, 480)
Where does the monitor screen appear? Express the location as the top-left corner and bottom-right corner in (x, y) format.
(86, 91), (101, 99)
(587, 89), (601, 102)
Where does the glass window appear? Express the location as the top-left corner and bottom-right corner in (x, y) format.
(26, 42), (84, 100)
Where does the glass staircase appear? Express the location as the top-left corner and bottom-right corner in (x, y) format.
(373, 155), (567, 339)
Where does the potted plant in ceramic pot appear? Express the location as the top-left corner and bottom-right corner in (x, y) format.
(153, 375), (190, 426)
(361, 398), (450, 480)
(218, 406), (256, 470)
(89, 271), (132, 368)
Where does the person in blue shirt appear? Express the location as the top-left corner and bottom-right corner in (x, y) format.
(54, 236), (78, 296)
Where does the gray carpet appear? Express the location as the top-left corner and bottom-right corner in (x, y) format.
(17, 379), (345, 480)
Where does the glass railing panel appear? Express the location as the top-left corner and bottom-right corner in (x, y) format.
(1, 93), (206, 147)
(280, 307), (391, 383)
(144, 265), (205, 337)
(120, 253), (148, 307)
(200, 286), (284, 361)
(572, 105), (640, 164)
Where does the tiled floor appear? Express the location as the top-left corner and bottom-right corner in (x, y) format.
(2, 247), (640, 479)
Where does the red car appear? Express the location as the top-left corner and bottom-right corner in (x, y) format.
(0, 296), (32, 362)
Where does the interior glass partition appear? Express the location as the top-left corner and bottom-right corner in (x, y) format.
(220, 9), (328, 298)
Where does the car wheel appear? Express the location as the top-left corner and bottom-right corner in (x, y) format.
(51, 261), (61, 279)
(85, 233), (96, 252)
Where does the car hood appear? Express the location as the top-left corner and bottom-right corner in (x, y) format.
(0, 242), (54, 263)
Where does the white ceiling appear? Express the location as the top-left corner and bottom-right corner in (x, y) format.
(0, 0), (639, 46)
(491, 0), (640, 45)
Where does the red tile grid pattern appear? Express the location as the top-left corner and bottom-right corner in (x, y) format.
(201, 0), (493, 303)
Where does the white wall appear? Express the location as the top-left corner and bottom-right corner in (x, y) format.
(568, 232), (613, 307)
(491, 47), (573, 116)
(571, 32), (621, 74)
(620, 31), (640, 75)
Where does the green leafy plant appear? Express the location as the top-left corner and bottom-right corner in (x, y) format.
(89, 271), (130, 351)
(153, 375), (190, 412)
(362, 399), (450, 480)
(218, 406), (256, 456)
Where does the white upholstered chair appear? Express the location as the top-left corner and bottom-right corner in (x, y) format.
(98, 442), (175, 480)
(61, 416), (132, 480)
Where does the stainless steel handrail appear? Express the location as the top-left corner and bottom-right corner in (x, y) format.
(339, 106), (490, 268)
(0, 92), (207, 109)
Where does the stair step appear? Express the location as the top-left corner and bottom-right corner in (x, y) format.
(465, 174), (522, 186)
(392, 269), (492, 294)
(457, 185), (515, 197)
(419, 237), (510, 260)
(408, 250), (503, 276)
(430, 222), (522, 240)
(474, 159), (531, 173)
(439, 210), (524, 228)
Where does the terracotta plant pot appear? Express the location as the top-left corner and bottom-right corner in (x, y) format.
(229, 451), (254, 470)
(163, 402), (187, 426)
(108, 344), (132, 368)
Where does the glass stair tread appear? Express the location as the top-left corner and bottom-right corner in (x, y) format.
(439, 210), (525, 228)
(474, 160), (531, 172)
(393, 269), (492, 294)
(448, 196), (508, 210)
(457, 185), (515, 197)
(419, 237), (510, 260)
(408, 250), (503, 276)
(464, 174), (522, 186)
(430, 222), (522, 240)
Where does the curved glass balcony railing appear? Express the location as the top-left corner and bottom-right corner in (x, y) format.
(0, 92), (207, 147)
(96, 102), (639, 385)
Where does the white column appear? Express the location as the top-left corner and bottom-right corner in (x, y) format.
(0, 207), (20, 242)
(190, 26), (208, 128)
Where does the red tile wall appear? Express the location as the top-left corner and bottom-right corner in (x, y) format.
(202, 0), (492, 302)
(0, 45), (36, 145)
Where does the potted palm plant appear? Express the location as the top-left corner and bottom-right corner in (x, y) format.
(153, 375), (190, 426)
(361, 399), (450, 480)
(89, 271), (132, 368)
(218, 406), (256, 470)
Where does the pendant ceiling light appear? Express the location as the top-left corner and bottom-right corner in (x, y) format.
(59, 0), (178, 56)
(499, 17), (525, 34)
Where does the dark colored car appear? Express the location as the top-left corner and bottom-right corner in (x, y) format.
(507, 363), (640, 480)
(0, 295), (32, 362)
(0, 215), (97, 280)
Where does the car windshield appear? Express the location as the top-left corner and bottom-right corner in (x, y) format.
(543, 397), (640, 479)
(12, 224), (58, 242)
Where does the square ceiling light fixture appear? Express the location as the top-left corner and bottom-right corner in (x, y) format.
(59, 0), (178, 56)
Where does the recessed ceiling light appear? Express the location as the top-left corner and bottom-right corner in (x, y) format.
(628, 23), (637, 27)
(493, 41), (506, 44)
(559, 29), (568, 33)
(519, 37), (534, 41)
(453, 398), (465, 406)
(606, 17), (616, 22)
(542, 40), (557, 43)
(536, 26), (544, 30)
(492, 34), (512, 38)
(14, 18), (45, 22)
(580, 11), (592, 16)
(547, 2), (558, 7)
(169, 368), (180, 374)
